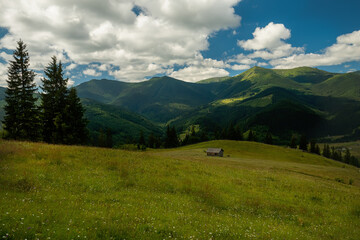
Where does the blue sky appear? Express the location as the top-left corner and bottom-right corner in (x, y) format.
(0, 0), (359, 86)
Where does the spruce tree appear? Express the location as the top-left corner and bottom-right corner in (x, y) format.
(289, 135), (297, 149)
(264, 131), (273, 145)
(105, 128), (113, 148)
(299, 134), (308, 151)
(63, 87), (88, 144)
(3, 40), (40, 140)
(247, 130), (255, 141)
(41, 56), (68, 143)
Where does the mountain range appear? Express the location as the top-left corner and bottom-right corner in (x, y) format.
(0, 66), (359, 144)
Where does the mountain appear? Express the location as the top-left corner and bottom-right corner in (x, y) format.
(82, 99), (163, 145)
(312, 71), (360, 100)
(77, 76), (217, 123)
(1, 67), (359, 144)
(274, 67), (336, 84)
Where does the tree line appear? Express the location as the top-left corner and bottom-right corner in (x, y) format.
(2, 40), (88, 144)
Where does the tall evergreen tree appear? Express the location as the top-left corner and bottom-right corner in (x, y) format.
(105, 128), (113, 148)
(247, 130), (255, 141)
(299, 134), (308, 151)
(63, 87), (88, 144)
(264, 131), (273, 145)
(322, 144), (331, 158)
(3, 40), (40, 140)
(289, 135), (297, 149)
(165, 125), (179, 148)
(41, 56), (68, 143)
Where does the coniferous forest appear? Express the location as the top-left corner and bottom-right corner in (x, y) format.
(3, 40), (88, 145)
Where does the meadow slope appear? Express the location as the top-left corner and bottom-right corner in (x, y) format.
(0, 140), (360, 239)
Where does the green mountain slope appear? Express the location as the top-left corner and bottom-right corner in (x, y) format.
(77, 76), (217, 123)
(274, 67), (336, 84)
(312, 72), (360, 100)
(82, 99), (163, 145)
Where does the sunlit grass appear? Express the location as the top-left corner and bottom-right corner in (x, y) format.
(1, 139), (360, 239)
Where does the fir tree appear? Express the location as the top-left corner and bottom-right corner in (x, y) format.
(289, 135), (297, 149)
(299, 134), (308, 151)
(3, 40), (40, 140)
(105, 128), (113, 148)
(247, 130), (255, 141)
(264, 131), (273, 145)
(322, 144), (331, 158)
(165, 125), (179, 148)
(310, 139), (317, 153)
(148, 132), (156, 148)
(41, 56), (68, 143)
(344, 148), (351, 164)
(63, 87), (88, 144)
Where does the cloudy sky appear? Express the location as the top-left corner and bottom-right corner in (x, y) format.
(0, 0), (359, 86)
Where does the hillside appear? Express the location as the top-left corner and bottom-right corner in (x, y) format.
(312, 72), (360, 100)
(77, 76), (217, 123)
(274, 67), (336, 84)
(1, 140), (360, 239)
(82, 99), (163, 145)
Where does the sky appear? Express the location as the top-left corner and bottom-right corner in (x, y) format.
(0, 0), (359, 86)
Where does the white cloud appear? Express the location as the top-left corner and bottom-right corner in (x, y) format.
(0, 62), (8, 87)
(170, 66), (229, 82)
(231, 64), (250, 70)
(67, 78), (75, 87)
(66, 63), (77, 71)
(238, 22), (303, 60)
(83, 68), (101, 77)
(0, 0), (242, 82)
(271, 30), (360, 69)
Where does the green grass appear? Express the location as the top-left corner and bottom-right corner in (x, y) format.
(1, 140), (360, 239)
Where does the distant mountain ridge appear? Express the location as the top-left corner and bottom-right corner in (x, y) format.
(75, 66), (360, 143)
(1, 66), (360, 144)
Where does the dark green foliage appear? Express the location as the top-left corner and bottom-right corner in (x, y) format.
(299, 135), (308, 151)
(289, 135), (297, 149)
(350, 156), (359, 167)
(97, 128), (106, 147)
(322, 144), (331, 158)
(3, 40), (40, 141)
(247, 130), (255, 141)
(165, 125), (179, 148)
(137, 131), (146, 150)
(41, 57), (88, 145)
(106, 128), (113, 148)
(309, 140), (320, 154)
(344, 148), (351, 164)
(63, 88), (88, 144)
(147, 132), (161, 148)
(41, 56), (68, 143)
(264, 131), (273, 145)
(330, 147), (342, 162)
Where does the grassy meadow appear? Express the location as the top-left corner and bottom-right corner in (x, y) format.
(1, 139), (360, 239)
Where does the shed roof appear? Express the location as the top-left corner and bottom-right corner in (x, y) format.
(206, 148), (223, 153)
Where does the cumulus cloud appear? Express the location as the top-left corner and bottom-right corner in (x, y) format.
(0, 62), (8, 87)
(170, 66), (229, 82)
(271, 30), (360, 69)
(0, 0), (242, 82)
(83, 68), (101, 77)
(66, 63), (77, 71)
(238, 22), (303, 60)
(231, 64), (250, 70)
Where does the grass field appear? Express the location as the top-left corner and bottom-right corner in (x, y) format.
(1, 140), (360, 239)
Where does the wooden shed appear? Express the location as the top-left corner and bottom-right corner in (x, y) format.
(206, 148), (224, 157)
